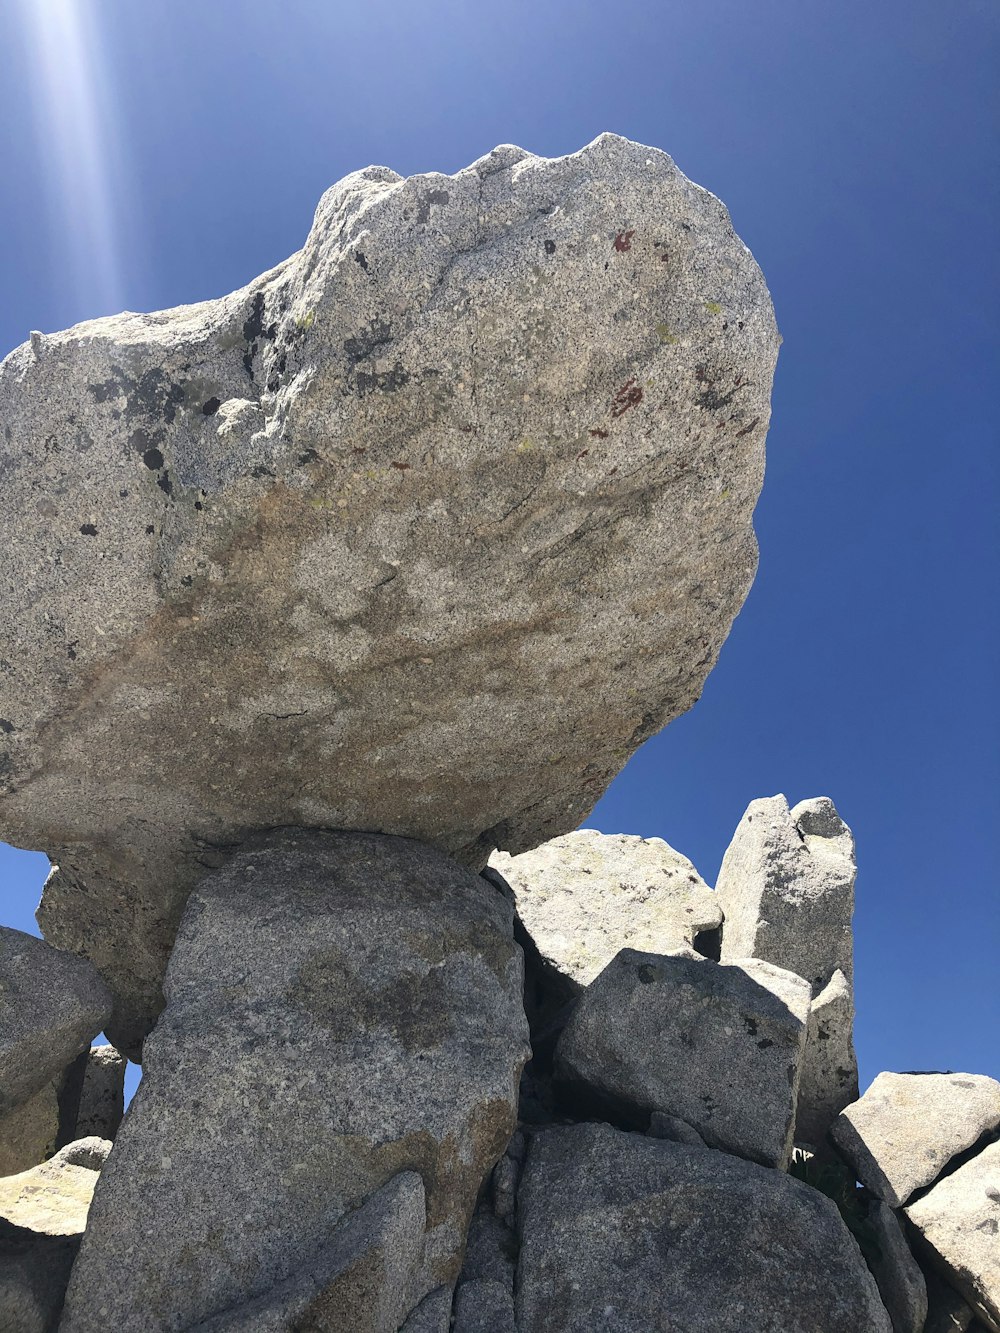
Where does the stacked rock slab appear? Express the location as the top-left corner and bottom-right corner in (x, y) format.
(716, 794), (859, 1144)
(489, 829), (723, 988)
(61, 831), (529, 1332)
(867, 1200), (929, 1333)
(554, 949), (811, 1167)
(72, 1045), (126, 1142)
(0, 134), (779, 1057)
(514, 1121), (893, 1331)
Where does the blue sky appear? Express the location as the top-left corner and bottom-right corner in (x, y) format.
(0, 0), (996, 1093)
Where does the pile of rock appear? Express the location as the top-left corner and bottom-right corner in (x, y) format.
(0, 136), (995, 1331)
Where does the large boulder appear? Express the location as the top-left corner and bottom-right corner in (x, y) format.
(554, 949), (810, 1167)
(867, 1199), (928, 1333)
(488, 828), (722, 989)
(60, 831), (529, 1332)
(0, 1219), (81, 1333)
(0, 134), (778, 1055)
(716, 795), (858, 1142)
(0, 928), (111, 1117)
(830, 1072), (1000, 1208)
(514, 1121), (892, 1331)
(0, 1138), (109, 1237)
(906, 1139), (1000, 1333)
(72, 1044), (126, 1141)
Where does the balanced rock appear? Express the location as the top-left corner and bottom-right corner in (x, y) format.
(0, 134), (778, 1055)
(831, 1072), (1000, 1207)
(906, 1139), (1000, 1332)
(73, 1044), (126, 1141)
(716, 795), (858, 1141)
(554, 949), (811, 1167)
(515, 1121), (892, 1331)
(0, 927), (111, 1117)
(867, 1199), (928, 1333)
(61, 831), (529, 1332)
(489, 828), (722, 989)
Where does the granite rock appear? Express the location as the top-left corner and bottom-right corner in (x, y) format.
(489, 828), (722, 989)
(831, 1072), (1000, 1207)
(73, 1044), (126, 1141)
(924, 1267), (977, 1333)
(0, 928), (111, 1116)
(648, 1111), (707, 1147)
(515, 1121), (892, 1331)
(906, 1139), (1000, 1333)
(867, 1199), (928, 1333)
(0, 1082), (61, 1178)
(398, 1285), (453, 1333)
(0, 1219), (80, 1333)
(716, 795), (859, 1142)
(0, 1138), (108, 1236)
(61, 831), (529, 1332)
(0, 135), (778, 1055)
(554, 949), (811, 1167)
(188, 1172), (428, 1333)
(454, 1278), (516, 1333)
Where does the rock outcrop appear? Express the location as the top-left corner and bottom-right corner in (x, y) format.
(830, 1071), (1000, 1207)
(514, 1122), (893, 1332)
(61, 831), (529, 1331)
(554, 949), (811, 1167)
(72, 1044), (126, 1142)
(716, 794), (859, 1143)
(0, 134), (779, 1056)
(867, 1199), (928, 1333)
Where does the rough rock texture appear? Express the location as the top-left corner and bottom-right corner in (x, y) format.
(831, 1072), (1000, 1207)
(0, 928), (111, 1116)
(868, 1199), (928, 1333)
(61, 831), (529, 1332)
(648, 1111), (707, 1146)
(398, 1286), (452, 1333)
(0, 1219), (80, 1333)
(488, 828), (722, 988)
(188, 1172), (427, 1333)
(73, 1044), (126, 1141)
(924, 1267), (977, 1333)
(454, 1278), (517, 1332)
(515, 1121), (892, 1331)
(0, 1082), (61, 1178)
(0, 134), (779, 1055)
(554, 949), (811, 1167)
(0, 1138), (108, 1236)
(906, 1140), (1000, 1333)
(716, 795), (859, 1142)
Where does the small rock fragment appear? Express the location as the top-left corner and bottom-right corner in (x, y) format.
(867, 1199), (928, 1333)
(906, 1139), (1000, 1332)
(0, 928), (111, 1118)
(831, 1072), (1000, 1207)
(555, 949), (810, 1167)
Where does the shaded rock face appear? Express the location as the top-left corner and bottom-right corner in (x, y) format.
(716, 794), (858, 1143)
(0, 928), (111, 1118)
(61, 831), (529, 1333)
(554, 949), (810, 1167)
(867, 1199), (928, 1333)
(831, 1071), (1000, 1208)
(906, 1139), (1000, 1333)
(514, 1121), (892, 1332)
(73, 1044), (126, 1141)
(0, 1219), (81, 1333)
(488, 828), (722, 988)
(0, 134), (779, 1056)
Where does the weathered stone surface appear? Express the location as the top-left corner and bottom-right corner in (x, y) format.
(489, 828), (722, 989)
(0, 1138), (107, 1236)
(72, 1045), (126, 1141)
(454, 1278), (516, 1333)
(648, 1111), (707, 1146)
(458, 1203), (516, 1286)
(188, 1172), (427, 1333)
(868, 1199), (928, 1333)
(515, 1121), (892, 1331)
(398, 1285), (452, 1333)
(554, 949), (810, 1167)
(924, 1267), (976, 1333)
(490, 1130), (525, 1227)
(906, 1140), (1000, 1332)
(0, 1082), (61, 1178)
(831, 1072), (1000, 1207)
(0, 1218), (80, 1333)
(716, 794), (859, 1143)
(61, 831), (529, 1332)
(0, 135), (778, 1055)
(0, 928), (111, 1116)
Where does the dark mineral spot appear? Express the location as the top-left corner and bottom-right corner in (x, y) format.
(610, 377), (643, 418)
(79, 523), (98, 537)
(157, 473), (172, 495)
(345, 318), (394, 365)
(201, 397), (221, 416)
(353, 250), (369, 271)
(544, 239), (557, 255)
(194, 501), (203, 511)
(637, 964), (659, 984)
(0, 719), (13, 734)
(614, 229), (636, 253)
(143, 448), (164, 471)
(145, 524), (155, 534)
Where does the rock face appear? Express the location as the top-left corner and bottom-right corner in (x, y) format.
(867, 1199), (928, 1333)
(0, 134), (779, 1055)
(716, 795), (858, 1142)
(73, 1044), (126, 1141)
(555, 949), (810, 1167)
(906, 1139), (1000, 1333)
(0, 1082), (62, 1178)
(61, 831), (529, 1332)
(0, 1219), (81, 1333)
(0, 928), (112, 1118)
(514, 1121), (893, 1331)
(0, 1138), (108, 1236)
(831, 1072), (1000, 1207)
(489, 828), (722, 988)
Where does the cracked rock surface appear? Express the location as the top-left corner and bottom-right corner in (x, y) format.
(0, 134), (778, 1055)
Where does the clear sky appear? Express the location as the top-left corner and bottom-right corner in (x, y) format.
(0, 0), (997, 1096)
